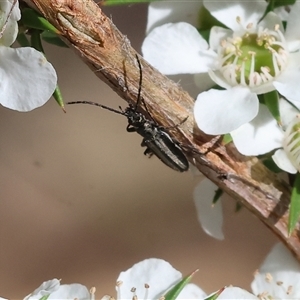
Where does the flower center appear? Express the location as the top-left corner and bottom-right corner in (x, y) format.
(218, 19), (288, 89)
(284, 114), (300, 172)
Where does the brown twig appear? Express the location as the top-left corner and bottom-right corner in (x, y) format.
(29, 0), (299, 259)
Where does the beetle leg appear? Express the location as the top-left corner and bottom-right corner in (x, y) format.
(144, 147), (154, 158)
(126, 124), (136, 132)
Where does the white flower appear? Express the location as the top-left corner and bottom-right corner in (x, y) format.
(104, 258), (265, 299)
(23, 279), (61, 300)
(207, 240), (300, 300)
(272, 99), (300, 173)
(212, 243), (300, 299)
(229, 102), (283, 156)
(142, 1), (300, 156)
(217, 287), (258, 299)
(193, 177), (224, 240)
(192, 99), (299, 236)
(0, 278), (92, 300)
(24, 279), (92, 300)
(102, 258), (206, 299)
(146, 0), (203, 34)
(280, 116), (300, 172)
(199, 242), (300, 299)
(251, 243), (300, 299)
(0, 0), (57, 112)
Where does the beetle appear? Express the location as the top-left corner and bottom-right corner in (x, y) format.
(68, 54), (189, 172)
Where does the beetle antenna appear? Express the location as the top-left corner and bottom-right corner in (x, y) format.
(67, 101), (125, 116)
(134, 54), (143, 111)
(134, 54), (155, 122)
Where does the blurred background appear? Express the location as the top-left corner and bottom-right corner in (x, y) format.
(0, 3), (277, 298)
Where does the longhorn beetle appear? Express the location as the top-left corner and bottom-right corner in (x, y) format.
(68, 54), (189, 172)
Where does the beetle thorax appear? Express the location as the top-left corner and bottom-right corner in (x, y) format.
(125, 109), (145, 128)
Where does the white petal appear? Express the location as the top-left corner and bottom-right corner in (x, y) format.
(194, 86), (258, 135)
(0, 0), (20, 46)
(49, 284), (91, 300)
(251, 243), (300, 299)
(208, 70), (232, 89)
(285, 1), (300, 52)
(209, 26), (233, 52)
(272, 149), (297, 174)
(274, 6), (290, 21)
(279, 98), (300, 129)
(146, 0), (203, 34)
(142, 22), (216, 75)
(117, 258), (182, 299)
(259, 12), (284, 33)
(0, 47), (57, 111)
(274, 51), (300, 103)
(260, 243), (300, 273)
(193, 179), (224, 240)
(203, 0), (267, 32)
(177, 283), (206, 299)
(231, 104), (283, 156)
(1, 0), (20, 21)
(24, 279), (60, 300)
(218, 287), (257, 299)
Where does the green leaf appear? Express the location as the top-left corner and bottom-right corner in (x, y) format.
(222, 133), (232, 145)
(198, 5), (227, 31)
(103, 0), (159, 5)
(262, 0), (276, 18)
(39, 295), (50, 300)
(20, 8), (59, 34)
(262, 157), (283, 173)
(273, 0), (296, 8)
(53, 85), (66, 112)
(16, 32), (30, 47)
(164, 270), (198, 300)
(198, 29), (210, 43)
(30, 29), (44, 53)
(204, 287), (226, 300)
(209, 85), (225, 91)
(20, 8), (65, 47)
(261, 0), (296, 20)
(41, 31), (68, 48)
(260, 91), (281, 124)
(213, 188), (223, 205)
(288, 173), (300, 235)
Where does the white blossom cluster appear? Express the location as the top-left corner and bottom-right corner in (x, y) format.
(1, 244), (299, 299)
(142, 0), (300, 174)
(141, 0), (300, 239)
(0, 0), (57, 112)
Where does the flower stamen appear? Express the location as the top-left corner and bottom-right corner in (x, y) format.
(218, 20), (288, 91)
(90, 287), (96, 300)
(283, 114), (300, 172)
(116, 281), (123, 300)
(255, 271), (296, 299)
(144, 283), (150, 299)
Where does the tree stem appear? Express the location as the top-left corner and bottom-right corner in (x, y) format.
(29, 0), (298, 259)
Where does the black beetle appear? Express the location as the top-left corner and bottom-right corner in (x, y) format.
(68, 55), (189, 172)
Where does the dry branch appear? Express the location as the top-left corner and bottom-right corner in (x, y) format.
(29, 0), (299, 259)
